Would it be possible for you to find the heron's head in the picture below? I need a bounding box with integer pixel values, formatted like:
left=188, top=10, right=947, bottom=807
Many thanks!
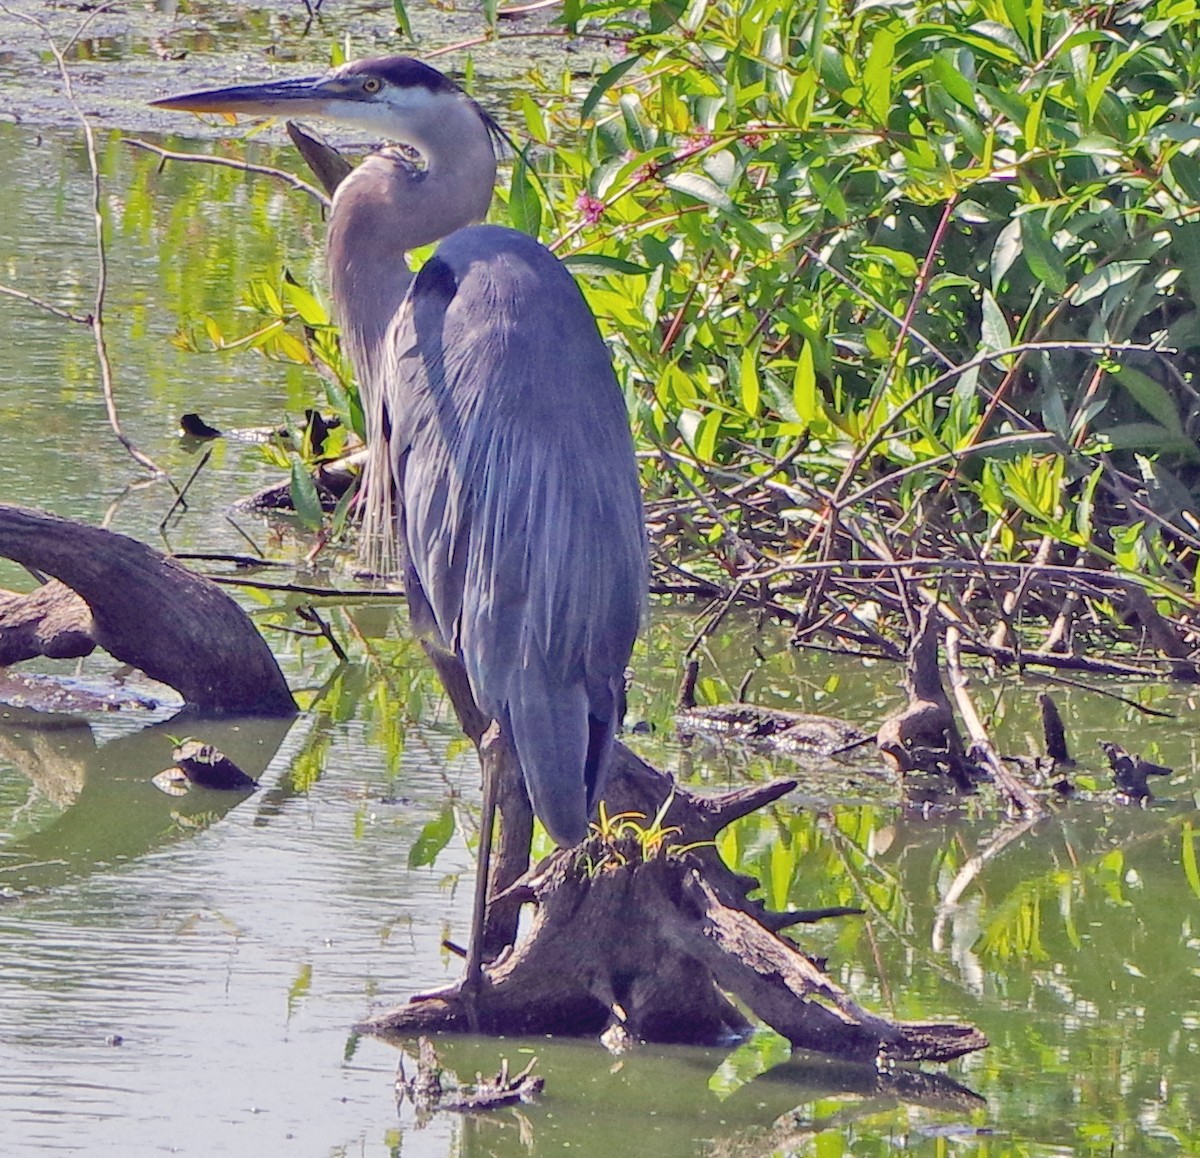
left=153, top=56, right=497, bottom=149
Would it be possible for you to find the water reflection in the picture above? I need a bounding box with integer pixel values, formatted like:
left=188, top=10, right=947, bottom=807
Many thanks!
left=0, top=709, right=294, bottom=895
left=387, top=1035, right=985, bottom=1158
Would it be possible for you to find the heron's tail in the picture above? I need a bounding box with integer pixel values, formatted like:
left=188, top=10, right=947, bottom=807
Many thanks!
left=506, top=655, right=593, bottom=848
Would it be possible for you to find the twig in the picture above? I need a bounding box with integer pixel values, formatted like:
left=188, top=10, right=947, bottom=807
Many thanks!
left=158, top=449, right=212, bottom=531
left=1032, top=671, right=1175, bottom=719
left=295, top=604, right=348, bottom=662
left=124, top=139, right=331, bottom=208
left=943, top=626, right=1044, bottom=817
left=203, top=574, right=404, bottom=598
left=0, top=284, right=91, bottom=325
left=6, top=3, right=165, bottom=478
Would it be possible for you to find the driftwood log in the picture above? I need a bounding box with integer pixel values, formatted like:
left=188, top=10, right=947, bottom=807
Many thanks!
left=0, top=578, right=95, bottom=666
left=0, top=504, right=296, bottom=717
left=677, top=702, right=867, bottom=757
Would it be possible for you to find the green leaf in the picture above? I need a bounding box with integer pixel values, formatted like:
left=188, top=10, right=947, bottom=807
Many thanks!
left=980, top=290, right=1012, bottom=353
left=330, top=479, right=358, bottom=538
left=1001, top=0, right=1030, bottom=53
left=930, top=52, right=976, bottom=111
left=861, top=28, right=896, bottom=123
left=1110, top=364, right=1183, bottom=436
left=662, top=172, right=734, bottom=213
left=694, top=409, right=723, bottom=462
left=1075, top=465, right=1102, bottom=542
left=896, top=25, right=1023, bottom=65
left=1100, top=422, right=1197, bottom=456
left=1170, top=153, right=1200, bottom=204
left=408, top=805, right=456, bottom=868
left=1019, top=212, right=1067, bottom=295
left=518, top=93, right=548, bottom=142
left=282, top=282, right=328, bottom=326
left=739, top=345, right=760, bottom=418
left=562, top=253, right=651, bottom=277
left=1070, top=261, right=1146, bottom=306
left=289, top=456, right=324, bottom=532
left=792, top=341, right=819, bottom=424
left=392, top=0, right=413, bottom=40
left=581, top=55, right=643, bottom=122
left=619, top=93, right=654, bottom=152
left=507, top=155, right=542, bottom=239
left=990, top=217, right=1022, bottom=288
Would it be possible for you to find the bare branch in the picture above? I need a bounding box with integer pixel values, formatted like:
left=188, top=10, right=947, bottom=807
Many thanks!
left=124, top=139, right=331, bottom=208
left=0, top=283, right=91, bottom=325
left=5, top=2, right=165, bottom=477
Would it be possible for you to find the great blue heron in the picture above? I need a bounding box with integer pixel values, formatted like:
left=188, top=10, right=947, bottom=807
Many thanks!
left=154, top=58, right=648, bottom=980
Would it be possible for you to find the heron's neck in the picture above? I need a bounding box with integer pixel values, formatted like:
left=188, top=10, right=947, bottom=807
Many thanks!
left=326, top=92, right=496, bottom=385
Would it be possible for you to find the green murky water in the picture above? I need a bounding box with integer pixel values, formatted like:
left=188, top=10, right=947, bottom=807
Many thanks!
left=2, top=4, right=1200, bottom=1155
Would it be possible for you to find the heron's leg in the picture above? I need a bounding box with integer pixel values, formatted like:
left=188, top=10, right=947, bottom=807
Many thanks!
left=421, top=640, right=533, bottom=959
left=461, top=721, right=502, bottom=1029
left=420, top=641, right=488, bottom=742
left=482, top=748, right=533, bottom=958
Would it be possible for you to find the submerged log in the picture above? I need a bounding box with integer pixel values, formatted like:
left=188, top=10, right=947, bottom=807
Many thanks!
left=677, top=702, right=867, bottom=757
left=0, top=505, right=296, bottom=717
left=359, top=746, right=987, bottom=1065
left=1100, top=740, right=1173, bottom=801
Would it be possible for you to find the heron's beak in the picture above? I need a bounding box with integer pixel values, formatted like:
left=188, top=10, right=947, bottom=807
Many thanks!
left=151, top=75, right=340, bottom=118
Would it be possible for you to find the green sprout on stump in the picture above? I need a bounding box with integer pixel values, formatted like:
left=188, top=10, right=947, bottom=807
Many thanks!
left=579, top=793, right=713, bottom=877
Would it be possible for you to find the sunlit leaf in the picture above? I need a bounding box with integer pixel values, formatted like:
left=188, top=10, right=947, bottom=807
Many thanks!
left=1070, top=261, right=1146, bottom=306
left=508, top=155, right=542, bottom=239
left=738, top=345, right=760, bottom=418
left=662, top=172, right=734, bottom=213
left=792, top=342, right=818, bottom=424
left=409, top=805, right=456, bottom=868
left=392, top=0, right=413, bottom=38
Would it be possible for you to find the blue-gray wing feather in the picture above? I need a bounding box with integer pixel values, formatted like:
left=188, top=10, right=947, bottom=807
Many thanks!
left=383, top=225, right=646, bottom=845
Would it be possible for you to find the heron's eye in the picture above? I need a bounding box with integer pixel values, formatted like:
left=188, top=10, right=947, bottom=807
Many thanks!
left=363, top=77, right=382, bottom=94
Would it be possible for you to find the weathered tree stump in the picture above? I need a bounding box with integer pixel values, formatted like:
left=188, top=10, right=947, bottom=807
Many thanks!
left=876, top=606, right=967, bottom=781
left=359, top=744, right=987, bottom=1065
left=0, top=504, right=296, bottom=717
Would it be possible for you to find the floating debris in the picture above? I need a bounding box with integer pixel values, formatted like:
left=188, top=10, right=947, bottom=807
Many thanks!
left=171, top=739, right=257, bottom=791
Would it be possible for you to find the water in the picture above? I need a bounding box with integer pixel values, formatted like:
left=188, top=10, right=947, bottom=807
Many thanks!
left=3, top=6, right=1200, bottom=1156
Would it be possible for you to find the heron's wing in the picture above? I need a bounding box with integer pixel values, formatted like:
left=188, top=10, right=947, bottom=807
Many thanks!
left=384, top=227, right=647, bottom=843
